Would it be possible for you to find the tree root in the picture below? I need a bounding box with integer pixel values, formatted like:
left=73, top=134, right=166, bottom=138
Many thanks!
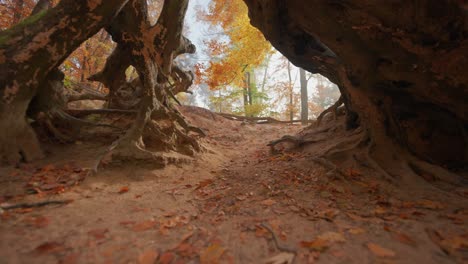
left=50, top=108, right=122, bottom=130
left=268, top=135, right=322, bottom=154
left=408, top=159, right=462, bottom=185
left=311, top=157, right=348, bottom=180
left=316, top=96, right=343, bottom=126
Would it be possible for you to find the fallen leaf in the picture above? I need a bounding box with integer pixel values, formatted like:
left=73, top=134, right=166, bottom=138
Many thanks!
left=300, top=239, right=329, bottom=252
left=195, top=179, right=213, bottom=190
left=348, top=228, right=366, bottom=235
left=132, top=220, right=157, bottom=232
left=366, top=243, right=395, bottom=258
left=441, top=235, right=468, bottom=251
left=88, top=228, right=108, bottom=240
left=416, top=199, right=444, bottom=210
left=59, top=253, right=80, bottom=264
left=393, top=232, right=417, bottom=246
left=35, top=241, right=65, bottom=255
left=118, top=186, right=129, bottom=194
left=263, top=252, right=295, bottom=264
left=27, top=215, right=50, bottom=228
left=176, top=243, right=196, bottom=257
left=260, top=199, right=276, bottom=206
left=138, top=249, right=159, bottom=264
left=200, top=243, right=226, bottom=264
left=159, top=251, right=174, bottom=264
left=41, top=164, right=56, bottom=172
left=317, top=232, right=346, bottom=243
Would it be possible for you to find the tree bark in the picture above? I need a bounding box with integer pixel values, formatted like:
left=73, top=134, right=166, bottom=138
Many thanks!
left=299, top=68, right=308, bottom=125
left=0, top=0, right=129, bottom=165
left=287, top=61, right=293, bottom=122
left=244, top=0, right=468, bottom=170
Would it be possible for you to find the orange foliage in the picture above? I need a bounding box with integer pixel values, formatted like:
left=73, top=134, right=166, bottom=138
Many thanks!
left=197, top=0, right=271, bottom=90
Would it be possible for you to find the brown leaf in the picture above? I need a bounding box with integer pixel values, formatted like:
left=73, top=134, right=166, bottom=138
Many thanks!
left=132, top=220, right=157, bottom=232
left=300, top=238, right=329, bottom=252
left=317, top=232, right=346, bottom=243
left=26, top=215, right=50, bottom=228
left=393, top=232, right=417, bottom=246
left=88, top=228, right=108, bottom=240
left=59, top=253, right=80, bottom=264
left=260, top=199, right=276, bottom=206
left=138, top=249, right=159, bottom=264
left=200, top=243, right=226, bottom=264
left=159, top=251, right=174, bottom=264
left=348, top=228, right=366, bottom=235
left=366, top=243, right=395, bottom=258
left=442, top=235, right=468, bottom=250
left=195, top=179, right=213, bottom=190
left=118, top=186, right=129, bottom=194
left=416, top=199, right=444, bottom=210
left=264, top=252, right=295, bottom=264
left=35, top=241, right=65, bottom=255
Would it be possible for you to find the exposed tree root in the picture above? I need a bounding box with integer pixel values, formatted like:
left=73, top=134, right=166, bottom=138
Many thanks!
left=268, top=135, right=321, bottom=154
left=316, top=96, right=344, bottom=127
left=268, top=117, right=466, bottom=188
left=408, top=159, right=463, bottom=186
left=67, top=92, right=108, bottom=103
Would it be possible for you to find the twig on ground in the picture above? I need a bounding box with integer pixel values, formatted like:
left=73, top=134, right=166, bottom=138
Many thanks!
left=1, top=200, right=72, bottom=210
left=260, top=223, right=297, bottom=254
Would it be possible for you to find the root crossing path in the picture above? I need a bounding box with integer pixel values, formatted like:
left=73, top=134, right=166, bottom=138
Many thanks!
left=0, top=109, right=467, bottom=263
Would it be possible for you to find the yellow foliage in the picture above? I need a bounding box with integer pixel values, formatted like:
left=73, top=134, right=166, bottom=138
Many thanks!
left=199, top=0, right=271, bottom=90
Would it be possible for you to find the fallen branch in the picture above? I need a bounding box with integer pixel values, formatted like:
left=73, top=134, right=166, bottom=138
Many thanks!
left=218, top=112, right=310, bottom=124
left=0, top=200, right=72, bottom=210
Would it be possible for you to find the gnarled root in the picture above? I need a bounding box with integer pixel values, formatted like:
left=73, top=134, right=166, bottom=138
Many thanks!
left=316, top=96, right=344, bottom=127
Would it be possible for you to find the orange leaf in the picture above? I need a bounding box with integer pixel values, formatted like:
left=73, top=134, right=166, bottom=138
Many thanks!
left=366, top=243, right=395, bottom=258
left=87, top=228, right=108, bottom=240
left=118, top=186, right=129, bottom=194
left=34, top=241, right=64, bottom=255
left=132, top=220, right=157, bottom=232
left=159, top=252, right=174, bottom=264
left=200, top=243, right=226, bottom=264
left=138, top=249, right=159, bottom=264
left=300, top=239, right=329, bottom=252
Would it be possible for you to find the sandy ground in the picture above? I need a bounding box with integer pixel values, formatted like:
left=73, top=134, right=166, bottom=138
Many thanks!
left=0, top=107, right=467, bottom=264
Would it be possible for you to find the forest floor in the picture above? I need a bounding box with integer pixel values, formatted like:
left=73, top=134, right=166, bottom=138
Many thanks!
left=0, top=106, right=467, bottom=264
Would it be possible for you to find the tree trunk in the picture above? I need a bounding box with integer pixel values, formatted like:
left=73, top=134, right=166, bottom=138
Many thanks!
left=299, top=68, right=308, bottom=125
left=12, top=0, right=24, bottom=25
left=243, top=72, right=249, bottom=115
left=0, top=0, right=129, bottom=165
left=244, top=0, right=468, bottom=172
left=287, top=61, right=293, bottom=122
left=246, top=71, right=252, bottom=105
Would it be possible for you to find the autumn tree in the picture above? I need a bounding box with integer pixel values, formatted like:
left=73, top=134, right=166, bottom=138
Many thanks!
left=196, top=0, right=271, bottom=116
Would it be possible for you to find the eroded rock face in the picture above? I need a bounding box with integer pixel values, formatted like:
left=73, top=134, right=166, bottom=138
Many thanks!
left=244, top=0, right=468, bottom=167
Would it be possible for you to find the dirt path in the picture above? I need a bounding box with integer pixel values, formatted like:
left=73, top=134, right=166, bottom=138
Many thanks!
left=0, top=109, right=467, bottom=263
